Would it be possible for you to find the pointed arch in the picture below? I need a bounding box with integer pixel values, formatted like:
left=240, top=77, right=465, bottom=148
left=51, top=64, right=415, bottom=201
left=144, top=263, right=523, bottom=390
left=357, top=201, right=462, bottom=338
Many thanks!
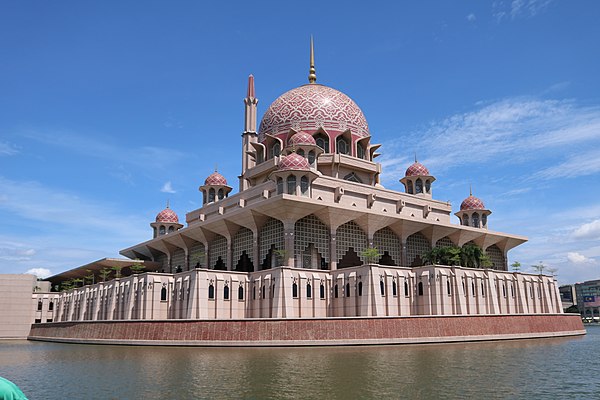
left=233, top=227, right=254, bottom=272
left=373, top=227, right=401, bottom=266
left=294, top=215, right=330, bottom=268
left=406, top=232, right=431, bottom=267
left=336, top=221, right=367, bottom=267
left=259, top=218, right=284, bottom=268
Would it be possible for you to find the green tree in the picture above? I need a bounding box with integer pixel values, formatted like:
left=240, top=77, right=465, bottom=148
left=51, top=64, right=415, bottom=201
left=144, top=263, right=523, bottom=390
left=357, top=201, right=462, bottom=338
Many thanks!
left=60, top=279, right=75, bottom=291
left=72, top=278, right=84, bottom=288
left=111, top=265, right=123, bottom=279
left=99, top=268, right=112, bottom=282
left=361, top=247, right=381, bottom=264
left=532, top=261, right=546, bottom=274
left=510, top=261, right=521, bottom=271
left=130, top=263, right=145, bottom=274
left=273, top=249, right=287, bottom=267
left=84, top=269, right=95, bottom=285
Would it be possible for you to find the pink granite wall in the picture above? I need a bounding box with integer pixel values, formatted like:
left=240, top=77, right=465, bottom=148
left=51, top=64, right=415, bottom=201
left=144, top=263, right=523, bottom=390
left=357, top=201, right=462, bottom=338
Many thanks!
left=28, top=314, right=585, bottom=346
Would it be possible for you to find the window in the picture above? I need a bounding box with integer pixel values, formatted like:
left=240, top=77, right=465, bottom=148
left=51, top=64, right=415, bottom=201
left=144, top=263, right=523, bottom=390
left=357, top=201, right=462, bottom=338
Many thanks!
left=334, top=284, right=339, bottom=298
left=392, top=280, right=397, bottom=296
left=472, top=213, right=480, bottom=228
left=425, top=180, right=431, bottom=193
left=307, top=282, right=312, bottom=298
left=447, top=280, right=451, bottom=295
left=238, top=286, right=244, bottom=300
left=407, top=181, right=413, bottom=194
left=297, top=149, right=305, bottom=157
left=380, top=280, right=385, bottom=296
left=482, top=214, right=487, bottom=227
left=344, top=172, right=362, bottom=183
left=35, top=319, right=41, bottom=324
left=224, top=285, right=230, bottom=300
left=300, top=176, right=309, bottom=196
left=208, top=188, right=215, bottom=203
left=161, top=287, right=167, bottom=301
left=502, top=284, right=506, bottom=297
left=418, top=281, right=424, bottom=296
left=308, top=151, right=316, bottom=165
left=315, top=135, right=329, bottom=152
left=472, top=281, right=476, bottom=297
left=404, top=281, right=409, bottom=296
left=168, top=226, right=174, bottom=233
left=159, top=226, right=166, bottom=235
left=337, top=137, right=349, bottom=154
left=277, top=178, right=283, bottom=195
left=292, top=282, right=298, bottom=298
left=253, top=286, right=256, bottom=300
left=320, top=283, right=325, bottom=299
left=208, top=284, right=215, bottom=299
left=218, top=188, right=224, bottom=200
left=358, top=281, right=363, bottom=296
left=346, top=283, right=350, bottom=297
left=415, top=178, right=423, bottom=194
left=357, top=143, right=365, bottom=159
left=287, top=175, right=296, bottom=195
left=271, top=142, right=281, bottom=158
left=462, top=214, right=469, bottom=226
left=511, top=284, right=514, bottom=298
left=49, top=301, right=54, bottom=311
left=46, top=319, right=53, bottom=323
left=262, top=285, right=265, bottom=299
left=481, top=282, right=485, bottom=297
left=37, top=301, right=43, bottom=311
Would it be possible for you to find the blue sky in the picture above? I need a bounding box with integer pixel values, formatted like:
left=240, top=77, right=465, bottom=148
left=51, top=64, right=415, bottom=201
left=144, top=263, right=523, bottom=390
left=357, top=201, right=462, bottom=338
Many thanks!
left=1, top=1, right=599, bottom=284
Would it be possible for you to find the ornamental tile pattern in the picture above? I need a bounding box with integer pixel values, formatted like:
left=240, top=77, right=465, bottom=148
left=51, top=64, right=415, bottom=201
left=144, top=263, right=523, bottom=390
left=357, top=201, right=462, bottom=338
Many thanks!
left=405, top=161, right=430, bottom=177
left=155, top=208, right=179, bottom=223
left=259, top=84, right=369, bottom=140
left=460, top=195, right=486, bottom=210
left=288, top=132, right=316, bottom=146
left=204, top=172, right=228, bottom=186
left=279, top=153, right=311, bottom=171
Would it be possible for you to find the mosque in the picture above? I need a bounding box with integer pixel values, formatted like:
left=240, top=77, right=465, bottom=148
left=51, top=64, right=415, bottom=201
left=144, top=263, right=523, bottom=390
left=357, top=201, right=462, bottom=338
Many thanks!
left=19, top=41, right=585, bottom=345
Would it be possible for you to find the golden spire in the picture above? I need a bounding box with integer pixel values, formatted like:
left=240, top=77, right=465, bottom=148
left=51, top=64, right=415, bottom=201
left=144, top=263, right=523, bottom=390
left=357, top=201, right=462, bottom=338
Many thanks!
left=308, top=36, right=316, bottom=84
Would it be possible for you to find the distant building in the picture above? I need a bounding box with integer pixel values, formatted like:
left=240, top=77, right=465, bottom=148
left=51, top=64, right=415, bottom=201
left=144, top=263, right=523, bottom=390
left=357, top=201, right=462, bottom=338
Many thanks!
left=575, top=280, right=600, bottom=321
left=559, top=284, right=577, bottom=311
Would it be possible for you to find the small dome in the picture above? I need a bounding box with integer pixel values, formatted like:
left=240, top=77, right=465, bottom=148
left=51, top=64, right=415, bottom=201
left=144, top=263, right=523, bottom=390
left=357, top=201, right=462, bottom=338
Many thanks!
left=460, top=195, right=486, bottom=211
left=288, top=132, right=316, bottom=146
left=156, top=207, right=179, bottom=223
left=279, top=153, right=311, bottom=171
left=204, top=171, right=228, bottom=186
left=405, top=161, right=430, bottom=177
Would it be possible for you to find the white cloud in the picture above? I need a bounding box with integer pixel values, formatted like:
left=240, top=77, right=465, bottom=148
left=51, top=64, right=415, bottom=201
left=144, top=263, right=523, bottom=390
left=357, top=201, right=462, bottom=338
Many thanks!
left=0, top=141, right=18, bottom=156
left=573, top=219, right=600, bottom=240
left=25, top=268, right=51, bottom=279
left=493, top=0, right=554, bottom=21
left=567, top=252, right=596, bottom=265
left=466, top=13, right=476, bottom=22
left=534, top=149, right=600, bottom=180
left=160, top=181, right=176, bottom=194
left=379, top=98, right=600, bottom=184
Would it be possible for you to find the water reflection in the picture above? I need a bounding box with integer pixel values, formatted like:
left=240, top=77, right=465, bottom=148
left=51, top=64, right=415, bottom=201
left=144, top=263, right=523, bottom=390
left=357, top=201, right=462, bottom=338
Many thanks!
left=0, top=327, right=595, bottom=400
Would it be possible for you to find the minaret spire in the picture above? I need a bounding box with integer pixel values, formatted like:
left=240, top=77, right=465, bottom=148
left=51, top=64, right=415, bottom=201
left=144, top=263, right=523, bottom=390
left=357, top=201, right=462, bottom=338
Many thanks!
left=308, top=36, right=317, bottom=84
left=247, top=74, right=255, bottom=98
left=241, top=74, right=259, bottom=191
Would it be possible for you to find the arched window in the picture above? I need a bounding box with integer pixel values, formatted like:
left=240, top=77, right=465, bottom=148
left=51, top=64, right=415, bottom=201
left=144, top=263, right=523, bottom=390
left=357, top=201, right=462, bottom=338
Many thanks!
left=481, top=282, right=485, bottom=297
left=37, top=300, right=43, bottom=311
left=297, top=149, right=305, bottom=157
left=208, top=188, right=215, bottom=203
left=315, top=135, right=329, bottom=153
left=306, top=282, right=312, bottom=298
left=415, top=178, right=423, bottom=194
left=308, top=151, right=316, bottom=165
left=334, top=284, right=339, bottom=298
left=358, top=281, right=363, bottom=296
left=407, top=181, right=413, bottom=194
left=418, top=281, right=424, bottom=296
left=447, top=280, right=451, bottom=295
left=472, top=213, right=480, bottom=228
left=49, top=301, right=54, bottom=311
left=253, top=286, right=256, bottom=300
left=462, top=214, right=469, bottom=226
left=357, top=143, right=365, bottom=159
left=292, top=282, right=298, bottom=298
left=208, top=284, right=215, bottom=299
left=277, top=177, right=283, bottom=195
left=161, top=287, right=167, bottom=301
left=320, top=283, right=325, bottom=299
left=159, top=226, right=166, bottom=235
left=425, top=180, right=431, bottom=193
left=223, top=285, right=230, bottom=300
left=472, top=281, right=476, bottom=297
left=271, top=142, right=281, bottom=158
left=404, top=281, right=409, bottom=296
left=287, top=175, right=296, bottom=195
left=346, top=283, right=350, bottom=297
left=482, top=214, right=487, bottom=227
left=392, top=280, right=397, bottom=296
left=300, top=176, right=309, bottom=196
left=262, top=285, right=265, bottom=299
left=168, top=226, right=174, bottom=233
left=238, top=286, right=244, bottom=300
left=380, top=280, right=385, bottom=296
left=502, top=284, right=506, bottom=297
left=218, top=189, right=224, bottom=200
left=337, top=137, right=349, bottom=155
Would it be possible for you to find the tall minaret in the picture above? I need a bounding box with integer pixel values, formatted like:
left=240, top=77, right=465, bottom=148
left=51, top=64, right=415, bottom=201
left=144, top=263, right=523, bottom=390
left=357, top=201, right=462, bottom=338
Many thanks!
left=240, top=74, right=258, bottom=191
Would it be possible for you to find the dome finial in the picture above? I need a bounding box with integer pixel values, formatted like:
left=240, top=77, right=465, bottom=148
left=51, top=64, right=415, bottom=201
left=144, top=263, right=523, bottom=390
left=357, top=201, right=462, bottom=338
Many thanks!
left=414, top=152, right=417, bottom=163
left=308, top=36, right=317, bottom=84
left=470, top=184, right=473, bottom=196
left=166, top=199, right=170, bottom=209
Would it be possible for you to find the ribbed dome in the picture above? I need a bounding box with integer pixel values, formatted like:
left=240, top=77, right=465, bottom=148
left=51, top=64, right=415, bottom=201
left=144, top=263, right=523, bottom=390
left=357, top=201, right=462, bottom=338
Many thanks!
left=405, top=161, right=430, bottom=177
left=204, top=171, right=228, bottom=186
left=156, top=207, right=179, bottom=223
left=460, top=195, right=486, bottom=211
left=279, top=153, right=311, bottom=171
left=288, top=132, right=316, bottom=146
left=259, top=84, right=369, bottom=141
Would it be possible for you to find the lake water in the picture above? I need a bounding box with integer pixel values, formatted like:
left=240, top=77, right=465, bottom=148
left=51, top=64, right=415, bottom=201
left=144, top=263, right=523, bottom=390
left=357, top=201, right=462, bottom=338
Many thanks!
left=0, top=326, right=598, bottom=399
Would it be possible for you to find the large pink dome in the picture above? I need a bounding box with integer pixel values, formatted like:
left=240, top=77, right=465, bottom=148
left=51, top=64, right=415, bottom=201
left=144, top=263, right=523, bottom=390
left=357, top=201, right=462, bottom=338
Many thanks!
left=460, top=195, right=486, bottom=211
left=204, top=171, right=228, bottom=186
left=405, top=161, right=430, bottom=177
left=156, top=207, right=179, bottom=223
left=279, top=153, right=311, bottom=171
left=259, top=84, right=369, bottom=141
